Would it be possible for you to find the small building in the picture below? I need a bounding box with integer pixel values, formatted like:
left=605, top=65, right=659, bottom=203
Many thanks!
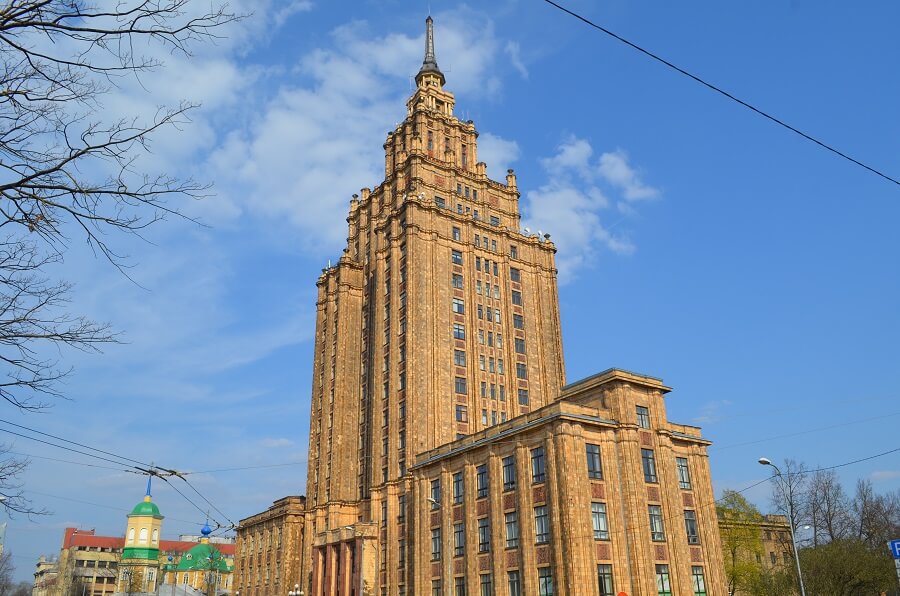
left=234, top=496, right=306, bottom=596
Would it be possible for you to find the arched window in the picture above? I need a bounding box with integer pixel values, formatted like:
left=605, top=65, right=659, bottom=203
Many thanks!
left=139, top=528, right=148, bottom=543
left=127, top=528, right=135, bottom=542
left=152, top=529, right=158, bottom=544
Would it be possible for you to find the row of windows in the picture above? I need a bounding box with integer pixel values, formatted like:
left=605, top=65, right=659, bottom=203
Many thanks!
left=429, top=569, right=535, bottom=596
left=641, top=449, right=694, bottom=490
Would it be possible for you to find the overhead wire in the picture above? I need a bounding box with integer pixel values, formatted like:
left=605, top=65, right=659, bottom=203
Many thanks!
left=540, top=0, right=900, bottom=188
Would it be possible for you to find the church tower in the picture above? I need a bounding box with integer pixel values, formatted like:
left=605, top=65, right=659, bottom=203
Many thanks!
left=118, top=478, right=163, bottom=593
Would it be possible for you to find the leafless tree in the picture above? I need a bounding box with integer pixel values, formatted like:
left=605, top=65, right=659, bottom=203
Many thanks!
left=0, top=0, right=239, bottom=514
left=768, top=458, right=808, bottom=534
left=805, top=468, right=850, bottom=546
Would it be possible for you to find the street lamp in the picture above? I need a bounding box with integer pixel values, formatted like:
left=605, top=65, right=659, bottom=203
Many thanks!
left=288, top=582, right=303, bottom=596
left=759, top=457, right=807, bottom=596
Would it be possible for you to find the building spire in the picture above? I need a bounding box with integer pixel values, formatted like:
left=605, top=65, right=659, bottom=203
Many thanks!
left=415, top=16, right=445, bottom=87
left=144, top=475, right=152, bottom=501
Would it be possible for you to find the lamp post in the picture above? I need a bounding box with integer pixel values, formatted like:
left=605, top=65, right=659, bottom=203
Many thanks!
left=759, top=457, right=807, bottom=596
left=288, top=582, right=303, bottom=596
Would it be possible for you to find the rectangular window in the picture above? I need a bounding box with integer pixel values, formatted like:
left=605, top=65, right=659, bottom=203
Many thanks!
left=453, top=298, right=465, bottom=314
left=476, top=280, right=482, bottom=294
left=431, top=527, right=442, bottom=560
left=597, top=564, right=614, bottom=596
left=452, top=226, right=461, bottom=241
left=453, top=472, right=464, bottom=504
left=490, top=215, right=500, bottom=226
left=428, top=131, right=434, bottom=151
left=534, top=505, right=550, bottom=544
left=455, top=377, right=467, bottom=394
left=476, top=464, right=489, bottom=498
left=691, top=566, right=707, bottom=596
left=453, top=324, right=466, bottom=340
left=398, top=494, right=406, bottom=522
left=477, top=305, right=484, bottom=320
left=511, top=290, right=522, bottom=305
left=685, top=510, right=700, bottom=544
left=475, top=256, right=481, bottom=271
left=676, top=457, right=692, bottom=490
left=487, top=331, right=494, bottom=347
left=432, top=580, right=442, bottom=596
left=435, top=196, right=445, bottom=208
left=508, top=571, right=521, bottom=596
left=461, top=145, right=468, bottom=167
left=493, top=285, right=500, bottom=299
left=479, top=574, right=492, bottom=596
left=431, top=479, right=442, bottom=509
left=497, top=359, right=504, bottom=375
left=510, top=267, right=521, bottom=282
left=454, top=522, right=465, bottom=556
left=456, top=405, right=468, bottom=422
left=499, top=385, right=506, bottom=401
left=478, top=518, right=490, bottom=552
left=454, top=349, right=466, bottom=367
left=515, top=338, right=526, bottom=354
left=649, top=505, right=666, bottom=541
left=455, top=576, right=466, bottom=596
left=642, top=449, right=658, bottom=483
left=513, top=314, right=524, bottom=329
left=538, top=567, right=553, bottom=596
left=518, top=389, right=529, bottom=405
left=502, top=455, right=517, bottom=490
left=481, top=381, right=487, bottom=397
left=586, top=444, right=603, bottom=479
left=474, top=209, right=479, bottom=220
left=452, top=250, right=462, bottom=265
left=505, top=511, right=519, bottom=548
left=486, top=307, right=492, bottom=322
left=516, top=363, right=528, bottom=379
left=637, top=405, right=651, bottom=429
left=475, top=234, right=481, bottom=247
left=531, top=446, right=546, bottom=483
left=656, top=564, right=672, bottom=596
left=494, top=308, right=501, bottom=323
left=510, top=245, right=518, bottom=259
left=482, top=409, right=488, bottom=425
left=592, top=502, right=609, bottom=540
left=493, top=261, right=498, bottom=276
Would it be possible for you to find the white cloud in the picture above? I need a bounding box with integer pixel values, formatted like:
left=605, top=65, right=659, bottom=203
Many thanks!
left=523, top=136, right=659, bottom=282
left=260, top=438, right=296, bottom=448
left=871, top=470, right=900, bottom=482
left=478, top=133, right=520, bottom=179
left=505, top=41, right=529, bottom=79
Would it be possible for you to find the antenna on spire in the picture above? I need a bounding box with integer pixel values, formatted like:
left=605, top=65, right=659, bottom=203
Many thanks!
left=145, top=475, right=152, bottom=498
left=415, top=16, right=445, bottom=87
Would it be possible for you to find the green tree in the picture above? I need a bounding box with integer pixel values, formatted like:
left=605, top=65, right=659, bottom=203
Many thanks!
left=800, top=538, right=895, bottom=596
left=717, top=489, right=765, bottom=596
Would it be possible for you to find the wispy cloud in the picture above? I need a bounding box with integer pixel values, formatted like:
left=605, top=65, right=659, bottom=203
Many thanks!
left=478, top=132, right=520, bottom=179
left=523, top=136, right=659, bottom=281
left=504, top=41, right=529, bottom=79
left=871, top=470, right=900, bottom=482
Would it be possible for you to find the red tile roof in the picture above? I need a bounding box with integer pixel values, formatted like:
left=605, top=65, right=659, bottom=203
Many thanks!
left=62, top=528, right=234, bottom=556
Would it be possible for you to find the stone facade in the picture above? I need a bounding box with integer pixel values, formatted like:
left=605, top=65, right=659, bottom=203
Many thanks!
left=717, top=512, right=792, bottom=594
left=234, top=496, right=307, bottom=596
left=300, top=16, right=728, bottom=596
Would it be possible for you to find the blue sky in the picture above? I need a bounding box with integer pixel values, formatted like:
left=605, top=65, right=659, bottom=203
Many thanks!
left=6, top=0, right=900, bottom=582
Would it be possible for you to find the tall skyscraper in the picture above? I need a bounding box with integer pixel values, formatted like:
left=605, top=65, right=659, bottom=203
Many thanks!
left=299, top=17, right=727, bottom=596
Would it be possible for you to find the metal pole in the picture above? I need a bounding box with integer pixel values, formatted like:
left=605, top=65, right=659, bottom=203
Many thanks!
left=770, top=463, right=807, bottom=596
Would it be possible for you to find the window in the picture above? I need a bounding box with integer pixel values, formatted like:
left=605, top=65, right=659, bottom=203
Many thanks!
left=676, top=457, right=692, bottom=490
left=453, top=324, right=466, bottom=340
left=586, top=444, right=603, bottom=479
left=431, top=479, right=442, bottom=508
left=452, top=226, right=461, bottom=241
left=500, top=385, right=506, bottom=401
left=493, top=262, right=499, bottom=276
left=455, top=377, right=467, bottom=394
left=454, top=522, right=465, bottom=556
left=482, top=409, right=488, bottom=425
left=642, top=449, right=658, bottom=483
left=516, top=363, right=528, bottom=379
left=770, top=552, right=776, bottom=565
left=476, top=464, right=489, bottom=498
left=493, top=285, right=500, bottom=299
left=477, top=305, right=484, bottom=320
left=510, top=245, right=518, bottom=259
left=431, top=528, right=442, bottom=560
left=139, top=528, right=148, bottom=543
left=494, top=309, right=501, bottom=323
left=534, top=505, right=550, bottom=544
left=502, top=455, right=517, bottom=490
left=474, top=209, right=479, bottom=220
left=478, top=518, right=490, bottom=552
left=685, top=510, right=700, bottom=544
left=456, top=405, right=468, bottom=422
left=518, top=388, right=529, bottom=405
left=476, top=280, right=482, bottom=294
left=531, top=447, right=546, bottom=482
left=486, top=307, right=492, bottom=322
left=592, top=502, right=609, bottom=540
left=451, top=249, right=463, bottom=265
left=656, top=564, right=672, bottom=596
left=597, top=564, right=614, bottom=596
left=452, top=298, right=465, bottom=314
left=637, top=405, right=651, bottom=429
left=475, top=234, right=481, bottom=247
left=510, top=268, right=521, bottom=282
left=487, top=332, right=494, bottom=347
left=508, top=571, right=521, bottom=596
left=505, top=511, right=519, bottom=548
left=454, top=350, right=466, bottom=367
left=398, top=494, right=407, bottom=522
left=480, top=381, right=487, bottom=397
left=399, top=539, right=406, bottom=567
left=479, top=573, right=492, bottom=596
left=511, top=290, right=522, bottom=305
left=538, top=567, right=553, bottom=596
left=649, top=505, right=666, bottom=541
left=432, top=580, right=443, bottom=596
left=475, top=257, right=481, bottom=271
left=428, top=131, right=434, bottom=151
left=513, top=314, right=524, bottom=329
left=514, top=339, right=526, bottom=356
left=496, top=333, right=503, bottom=348
left=497, top=359, right=504, bottom=375
left=489, top=215, right=500, bottom=227
left=691, top=566, right=707, bottom=596
left=455, top=576, right=466, bottom=596
left=435, top=196, right=445, bottom=208
left=453, top=472, right=464, bottom=504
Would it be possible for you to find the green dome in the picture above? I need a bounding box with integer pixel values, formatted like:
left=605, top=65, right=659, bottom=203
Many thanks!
left=130, top=499, right=161, bottom=517
left=175, top=542, right=230, bottom=572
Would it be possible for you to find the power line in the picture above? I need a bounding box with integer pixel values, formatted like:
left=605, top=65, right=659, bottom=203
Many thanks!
left=5, top=449, right=134, bottom=472
left=175, top=475, right=237, bottom=528
left=541, top=0, right=900, bottom=187
left=184, top=461, right=306, bottom=474
left=25, top=489, right=206, bottom=526
left=0, top=426, right=143, bottom=472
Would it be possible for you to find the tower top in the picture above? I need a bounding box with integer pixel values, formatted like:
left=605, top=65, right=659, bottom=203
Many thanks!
left=415, top=16, right=445, bottom=88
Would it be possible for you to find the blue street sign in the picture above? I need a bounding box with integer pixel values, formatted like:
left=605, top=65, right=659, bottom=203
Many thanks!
left=889, top=540, right=900, bottom=559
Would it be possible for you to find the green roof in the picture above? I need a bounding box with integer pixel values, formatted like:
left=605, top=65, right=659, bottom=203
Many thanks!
left=129, top=500, right=161, bottom=517
left=174, top=543, right=230, bottom=572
